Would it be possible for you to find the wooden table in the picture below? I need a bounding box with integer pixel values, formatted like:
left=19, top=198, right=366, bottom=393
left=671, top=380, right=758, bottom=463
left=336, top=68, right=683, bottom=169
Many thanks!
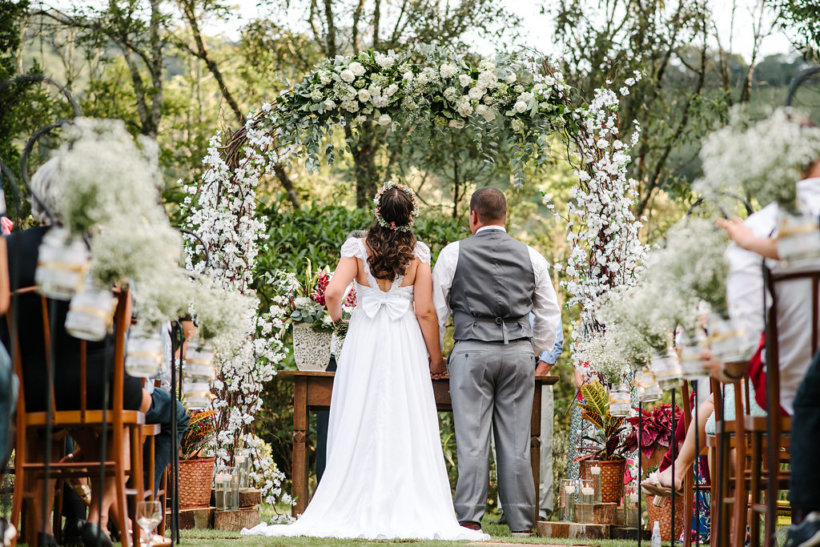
left=278, top=370, right=558, bottom=518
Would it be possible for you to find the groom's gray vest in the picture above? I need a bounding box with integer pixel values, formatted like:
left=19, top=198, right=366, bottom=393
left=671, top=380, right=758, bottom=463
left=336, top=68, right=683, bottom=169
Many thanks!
left=449, top=229, right=536, bottom=344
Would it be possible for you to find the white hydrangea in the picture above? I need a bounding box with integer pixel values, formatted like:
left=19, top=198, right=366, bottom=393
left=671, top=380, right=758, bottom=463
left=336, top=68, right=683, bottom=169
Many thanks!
left=440, top=63, right=458, bottom=78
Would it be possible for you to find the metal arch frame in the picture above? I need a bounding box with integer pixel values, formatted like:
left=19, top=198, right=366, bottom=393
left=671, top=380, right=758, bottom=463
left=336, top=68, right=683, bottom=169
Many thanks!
left=0, top=73, right=82, bottom=119
left=786, top=66, right=820, bottom=108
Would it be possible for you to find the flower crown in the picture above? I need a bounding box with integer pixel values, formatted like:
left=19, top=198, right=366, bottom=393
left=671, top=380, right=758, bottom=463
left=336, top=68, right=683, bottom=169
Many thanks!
left=372, top=181, right=419, bottom=232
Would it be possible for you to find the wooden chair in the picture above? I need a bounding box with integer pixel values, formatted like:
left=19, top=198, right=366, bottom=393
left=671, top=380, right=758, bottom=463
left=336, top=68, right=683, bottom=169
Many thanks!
left=680, top=381, right=712, bottom=546
left=8, top=287, right=156, bottom=547
left=748, top=267, right=820, bottom=546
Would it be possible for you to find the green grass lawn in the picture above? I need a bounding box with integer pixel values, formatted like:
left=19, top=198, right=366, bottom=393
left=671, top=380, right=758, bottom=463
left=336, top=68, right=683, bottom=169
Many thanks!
left=171, top=509, right=638, bottom=546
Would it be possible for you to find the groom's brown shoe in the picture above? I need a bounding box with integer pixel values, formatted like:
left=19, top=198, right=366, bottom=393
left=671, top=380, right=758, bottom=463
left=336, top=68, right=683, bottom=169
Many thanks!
left=459, top=521, right=481, bottom=531
left=511, top=529, right=533, bottom=537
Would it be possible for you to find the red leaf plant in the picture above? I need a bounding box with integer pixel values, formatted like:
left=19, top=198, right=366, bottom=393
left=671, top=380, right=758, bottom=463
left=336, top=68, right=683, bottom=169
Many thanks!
left=621, top=403, right=682, bottom=460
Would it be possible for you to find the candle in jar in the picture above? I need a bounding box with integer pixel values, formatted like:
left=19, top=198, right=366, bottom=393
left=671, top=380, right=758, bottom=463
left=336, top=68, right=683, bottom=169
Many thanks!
left=591, top=466, right=601, bottom=475
left=565, top=485, right=576, bottom=494
left=582, top=487, right=594, bottom=496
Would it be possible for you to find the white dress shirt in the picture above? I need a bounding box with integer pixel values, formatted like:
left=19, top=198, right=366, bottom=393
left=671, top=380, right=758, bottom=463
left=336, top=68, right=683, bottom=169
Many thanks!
left=726, top=177, right=820, bottom=414
left=432, top=225, right=560, bottom=355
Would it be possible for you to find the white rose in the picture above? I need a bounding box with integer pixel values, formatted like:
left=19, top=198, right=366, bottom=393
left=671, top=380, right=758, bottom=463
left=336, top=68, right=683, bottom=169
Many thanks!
left=403, top=71, right=414, bottom=82
left=456, top=97, right=473, bottom=117
left=318, top=70, right=332, bottom=85
left=378, top=114, right=392, bottom=126
left=340, top=69, right=355, bottom=83
left=324, top=99, right=337, bottom=110
left=375, top=52, right=395, bottom=69
left=310, top=90, right=323, bottom=101
left=483, top=95, right=494, bottom=105
left=479, top=59, right=495, bottom=71
left=440, top=63, right=458, bottom=78
left=354, top=114, right=367, bottom=124
left=444, top=87, right=458, bottom=102
left=518, top=92, right=533, bottom=103
left=478, top=70, right=498, bottom=89
left=513, top=101, right=528, bottom=113
left=358, top=89, right=371, bottom=103
left=476, top=104, right=496, bottom=122
left=459, top=74, right=472, bottom=87
left=368, top=84, right=382, bottom=97
left=505, top=72, right=517, bottom=83
left=384, top=84, right=399, bottom=97
left=468, top=86, right=484, bottom=100
left=448, top=119, right=465, bottom=129
left=349, top=61, right=366, bottom=76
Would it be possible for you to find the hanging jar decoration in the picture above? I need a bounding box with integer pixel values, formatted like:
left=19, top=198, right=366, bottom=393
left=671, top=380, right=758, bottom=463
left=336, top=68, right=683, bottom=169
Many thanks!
left=608, top=383, right=631, bottom=417
left=35, top=227, right=89, bottom=300
left=776, top=209, right=820, bottom=267
left=679, top=330, right=709, bottom=380
left=707, top=313, right=756, bottom=369
left=64, top=277, right=116, bottom=342
left=125, top=326, right=164, bottom=378
left=183, top=338, right=215, bottom=410
left=634, top=367, right=662, bottom=402
left=184, top=339, right=216, bottom=382
left=650, top=350, right=682, bottom=390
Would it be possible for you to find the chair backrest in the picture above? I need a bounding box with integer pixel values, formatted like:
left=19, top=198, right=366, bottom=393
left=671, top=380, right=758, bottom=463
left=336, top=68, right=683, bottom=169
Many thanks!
left=764, top=266, right=820, bottom=415
left=6, top=286, right=131, bottom=424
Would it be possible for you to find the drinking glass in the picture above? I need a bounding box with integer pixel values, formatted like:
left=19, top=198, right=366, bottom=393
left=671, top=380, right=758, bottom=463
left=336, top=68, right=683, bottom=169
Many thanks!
left=136, top=500, right=162, bottom=546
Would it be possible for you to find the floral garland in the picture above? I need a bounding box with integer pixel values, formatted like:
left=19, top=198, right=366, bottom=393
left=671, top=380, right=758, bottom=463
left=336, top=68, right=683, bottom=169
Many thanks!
left=558, top=72, right=649, bottom=385
left=372, top=180, right=419, bottom=232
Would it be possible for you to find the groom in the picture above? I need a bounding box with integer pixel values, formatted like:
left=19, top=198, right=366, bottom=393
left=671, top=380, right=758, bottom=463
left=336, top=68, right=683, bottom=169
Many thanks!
left=433, top=187, right=560, bottom=535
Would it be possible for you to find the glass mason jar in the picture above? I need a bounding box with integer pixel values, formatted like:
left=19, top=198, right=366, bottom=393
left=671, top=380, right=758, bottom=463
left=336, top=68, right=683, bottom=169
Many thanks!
left=64, top=279, right=116, bottom=342
left=182, top=381, right=211, bottom=410
left=35, top=228, right=89, bottom=300
left=608, top=383, right=631, bottom=417
left=708, top=313, right=756, bottom=368
left=578, top=479, right=595, bottom=523
left=624, top=492, right=639, bottom=527
left=776, top=209, right=820, bottom=267
left=560, top=478, right=576, bottom=522
left=679, top=331, right=709, bottom=380
left=126, top=327, right=164, bottom=378
left=650, top=350, right=682, bottom=390
left=184, top=340, right=216, bottom=382
left=634, top=368, right=662, bottom=403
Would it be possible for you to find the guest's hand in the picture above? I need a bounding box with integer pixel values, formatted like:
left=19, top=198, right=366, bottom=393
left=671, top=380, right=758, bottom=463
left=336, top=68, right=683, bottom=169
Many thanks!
left=535, top=360, right=552, bottom=376
left=717, top=217, right=755, bottom=249
left=700, top=349, right=722, bottom=378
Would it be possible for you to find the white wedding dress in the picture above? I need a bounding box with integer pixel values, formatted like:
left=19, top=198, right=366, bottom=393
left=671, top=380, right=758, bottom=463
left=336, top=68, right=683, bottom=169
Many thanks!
left=243, top=238, right=488, bottom=541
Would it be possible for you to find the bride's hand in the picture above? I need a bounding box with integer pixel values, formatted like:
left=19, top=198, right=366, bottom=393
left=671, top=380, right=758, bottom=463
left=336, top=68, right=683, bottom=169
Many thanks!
left=429, top=356, right=446, bottom=379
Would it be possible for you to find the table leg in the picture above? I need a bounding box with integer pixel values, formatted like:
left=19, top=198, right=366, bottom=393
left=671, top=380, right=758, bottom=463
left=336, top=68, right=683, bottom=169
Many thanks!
left=531, top=383, right=542, bottom=521
left=292, top=377, right=309, bottom=517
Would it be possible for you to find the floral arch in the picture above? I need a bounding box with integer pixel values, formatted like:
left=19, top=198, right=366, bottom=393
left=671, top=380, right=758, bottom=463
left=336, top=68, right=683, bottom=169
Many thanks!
left=182, top=44, right=646, bottom=506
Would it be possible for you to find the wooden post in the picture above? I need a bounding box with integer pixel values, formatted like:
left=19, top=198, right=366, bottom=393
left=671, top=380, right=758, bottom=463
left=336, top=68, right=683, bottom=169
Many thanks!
left=531, top=381, right=542, bottom=520
left=292, top=376, right=309, bottom=517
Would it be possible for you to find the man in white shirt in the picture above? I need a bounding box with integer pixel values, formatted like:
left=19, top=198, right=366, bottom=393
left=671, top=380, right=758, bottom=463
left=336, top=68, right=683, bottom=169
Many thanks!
left=432, top=187, right=560, bottom=535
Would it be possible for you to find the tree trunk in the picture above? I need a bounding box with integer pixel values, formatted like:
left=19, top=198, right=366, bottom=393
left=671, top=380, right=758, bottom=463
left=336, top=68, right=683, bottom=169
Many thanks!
left=273, top=164, right=301, bottom=209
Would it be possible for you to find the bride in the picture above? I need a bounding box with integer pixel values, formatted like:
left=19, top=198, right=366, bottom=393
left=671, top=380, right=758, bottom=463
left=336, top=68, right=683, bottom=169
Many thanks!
left=243, top=182, right=488, bottom=541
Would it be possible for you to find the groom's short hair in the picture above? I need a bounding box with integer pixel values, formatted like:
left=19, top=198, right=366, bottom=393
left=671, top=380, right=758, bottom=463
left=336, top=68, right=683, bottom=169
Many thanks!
left=470, top=187, right=506, bottom=223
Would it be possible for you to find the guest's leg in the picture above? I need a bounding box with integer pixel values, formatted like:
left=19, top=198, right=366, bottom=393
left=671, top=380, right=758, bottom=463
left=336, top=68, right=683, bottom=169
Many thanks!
left=790, top=351, right=820, bottom=515
left=492, top=342, right=536, bottom=532
left=449, top=342, right=494, bottom=526
left=657, top=394, right=714, bottom=491
left=145, top=388, right=190, bottom=493
left=539, top=385, right=554, bottom=519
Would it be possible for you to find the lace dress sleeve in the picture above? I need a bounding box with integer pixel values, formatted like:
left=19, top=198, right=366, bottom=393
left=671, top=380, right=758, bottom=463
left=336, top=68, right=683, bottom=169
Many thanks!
left=341, top=237, right=362, bottom=259
left=414, top=241, right=431, bottom=264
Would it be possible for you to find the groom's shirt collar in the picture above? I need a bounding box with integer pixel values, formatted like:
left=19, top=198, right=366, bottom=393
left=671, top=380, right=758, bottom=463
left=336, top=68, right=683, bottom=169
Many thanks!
left=476, top=225, right=506, bottom=234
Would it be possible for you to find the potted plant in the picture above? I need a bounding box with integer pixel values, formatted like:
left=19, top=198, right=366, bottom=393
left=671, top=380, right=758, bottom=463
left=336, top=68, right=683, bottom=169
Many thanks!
left=576, top=380, right=630, bottom=504
left=273, top=263, right=335, bottom=371
left=178, top=410, right=218, bottom=508
left=623, top=403, right=681, bottom=472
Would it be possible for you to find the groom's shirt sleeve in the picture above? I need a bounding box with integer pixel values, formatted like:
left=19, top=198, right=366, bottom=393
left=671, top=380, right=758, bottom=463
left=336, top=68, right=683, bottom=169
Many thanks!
left=432, top=241, right=460, bottom=347
left=528, top=247, right=560, bottom=356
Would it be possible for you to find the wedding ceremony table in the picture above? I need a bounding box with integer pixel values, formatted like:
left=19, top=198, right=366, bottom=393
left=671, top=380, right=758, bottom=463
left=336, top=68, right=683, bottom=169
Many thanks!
left=279, top=370, right=559, bottom=518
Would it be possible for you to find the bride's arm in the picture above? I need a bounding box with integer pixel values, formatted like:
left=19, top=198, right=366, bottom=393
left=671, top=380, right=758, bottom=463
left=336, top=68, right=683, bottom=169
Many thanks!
left=413, top=261, right=445, bottom=374
left=325, top=257, right=358, bottom=322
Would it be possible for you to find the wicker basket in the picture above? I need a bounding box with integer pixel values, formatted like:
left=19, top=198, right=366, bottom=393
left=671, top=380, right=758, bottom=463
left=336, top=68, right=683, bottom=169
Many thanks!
left=579, top=459, right=626, bottom=504
left=646, top=493, right=685, bottom=542
left=178, top=457, right=215, bottom=508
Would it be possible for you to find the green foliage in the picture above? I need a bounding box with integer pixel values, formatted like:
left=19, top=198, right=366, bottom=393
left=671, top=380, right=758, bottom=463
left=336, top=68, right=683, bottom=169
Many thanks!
left=775, top=0, right=820, bottom=60
left=576, top=380, right=628, bottom=461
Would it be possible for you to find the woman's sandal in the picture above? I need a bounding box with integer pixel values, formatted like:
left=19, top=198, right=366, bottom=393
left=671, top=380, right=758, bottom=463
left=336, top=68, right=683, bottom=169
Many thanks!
left=641, top=471, right=683, bottom=497
left=60, top=452, right=92, bottom=506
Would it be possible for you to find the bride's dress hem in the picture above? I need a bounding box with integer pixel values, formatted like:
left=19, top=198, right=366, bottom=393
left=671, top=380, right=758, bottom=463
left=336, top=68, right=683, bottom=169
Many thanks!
left=240, top=523, right=490, bottom=541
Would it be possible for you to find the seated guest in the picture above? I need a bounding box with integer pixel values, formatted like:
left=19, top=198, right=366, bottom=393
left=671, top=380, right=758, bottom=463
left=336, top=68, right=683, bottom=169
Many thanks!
left=2, top=158, right=188, bottom=547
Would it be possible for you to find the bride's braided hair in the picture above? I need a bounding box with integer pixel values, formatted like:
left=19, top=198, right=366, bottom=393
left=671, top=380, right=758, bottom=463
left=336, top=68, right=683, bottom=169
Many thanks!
left=366, top=186, right=417, bottom=280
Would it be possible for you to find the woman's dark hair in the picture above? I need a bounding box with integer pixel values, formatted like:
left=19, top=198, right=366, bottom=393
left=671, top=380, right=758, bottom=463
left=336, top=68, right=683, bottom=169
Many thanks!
left=366, top=187, right=417, bottom=280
